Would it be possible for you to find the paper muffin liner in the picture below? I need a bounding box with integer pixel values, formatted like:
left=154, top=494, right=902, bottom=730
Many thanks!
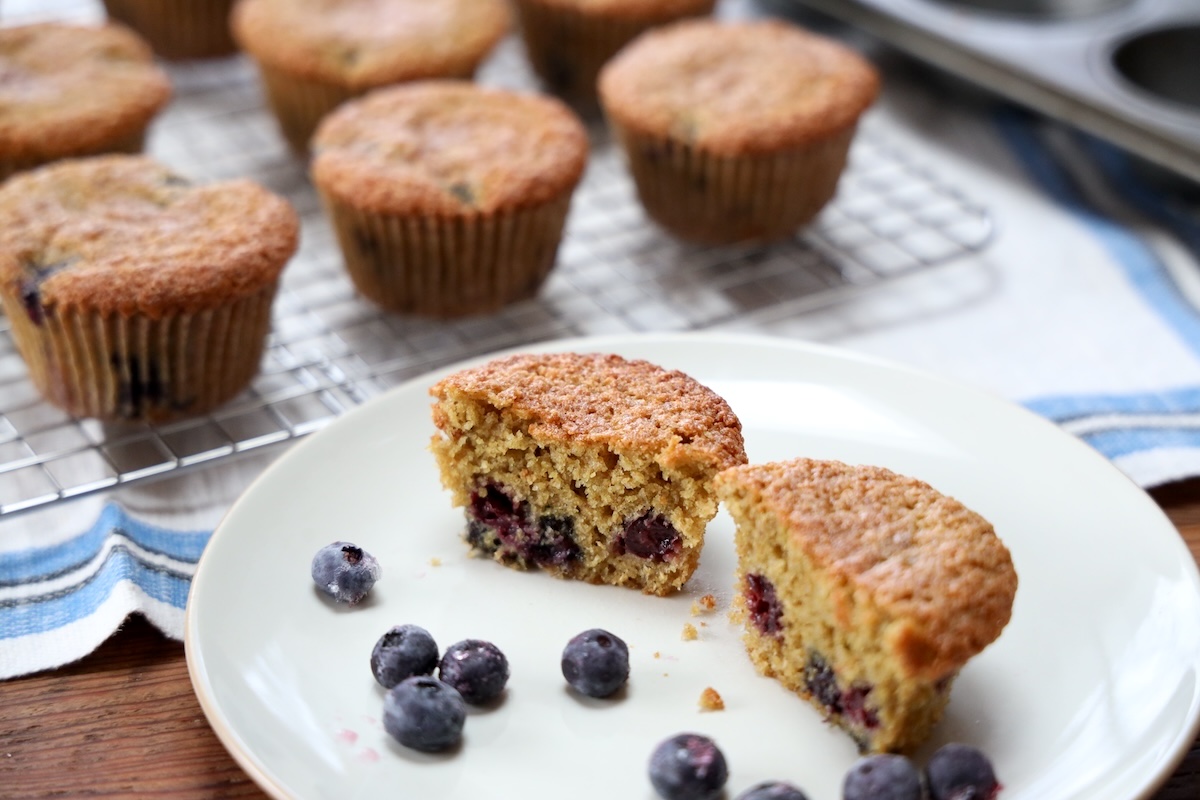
left=318, top=194, right=573, bottom=318
left=256, top=66, right=360, bottom=155
left=102, top=0, right=238, bottom=60
left=0, top=130, right=148, bottom=184
left=611, top=123, right=858, bottom=245
left=516, top=0, right=715, bottom=109
left=1, top=285, right=277, bottom=422
left=256, top=64, right=479, bottom=154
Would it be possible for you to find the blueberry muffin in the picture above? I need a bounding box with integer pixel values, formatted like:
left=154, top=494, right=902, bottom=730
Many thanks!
left=0, top=22, right=172, bottom=181
left=0, top=155, right=300, bottom=422
left=513, top=0, right=716, bottom=110
left=429, top=352, right=747, bottom=596
left=714, top=458, right=1017, bottom=753
left=310, top=81, right=588, bottom=317
left=598, top=18, right=879, bottom=244
left=231, top=0, right=511, bottom=153
left=102, top=0, right=240, bottom=60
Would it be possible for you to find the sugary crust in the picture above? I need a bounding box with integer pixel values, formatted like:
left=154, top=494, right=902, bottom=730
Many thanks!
left=311, top=81, right=589, bottom=215
left=231, top=0, right=510, bottom=91
left=0, top=22, right=172, bottom=161
left=715, top=457, right=1017, bottom=680
left=519, top=0, right=715, bottom=22
left=598, top=18, right=880, bottom=156
left=0, top=155, right=300, bottom=318
left=429, top=352, right=747, bottom=475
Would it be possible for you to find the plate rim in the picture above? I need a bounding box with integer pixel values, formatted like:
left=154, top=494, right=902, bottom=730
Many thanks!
left=184, top=330, right=1200, bottom=800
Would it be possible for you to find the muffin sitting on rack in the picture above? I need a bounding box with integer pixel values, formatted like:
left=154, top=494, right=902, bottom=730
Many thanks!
left=0, top=155, right=300, bottom=423
left=231, top=0, right=512, bottom=153
left=598, top=18, right=880, bottom=244
left=512, top=0, right=716, bottom=111
left=310, top=81, right=588, bottom=318
left=101, top=0, right=240, bottom=60
left=0, top=22, right=171, bottom=181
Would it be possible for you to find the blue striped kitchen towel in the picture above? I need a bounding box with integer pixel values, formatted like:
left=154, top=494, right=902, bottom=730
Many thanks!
left=0, top=503, right=206, bottom=679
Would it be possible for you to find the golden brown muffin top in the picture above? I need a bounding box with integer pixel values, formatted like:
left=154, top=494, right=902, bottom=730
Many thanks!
left=0, top=155, right=300, bottom=319
left=430, top=351, right=748, bottom=475
left=231, top=0, right=510, bottom=90
left=598, top=18, right=880, bottom=156
left=311, top=81, right=588, bottom=215
left=519, top=0, right=715, bottom=21
left=0, top=22, right=172, bottom=162
left=715, top=457, right=1017, bottom=680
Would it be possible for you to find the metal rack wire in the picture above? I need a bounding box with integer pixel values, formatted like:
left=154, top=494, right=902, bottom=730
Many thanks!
left=0, top=14, right=993, bottom=517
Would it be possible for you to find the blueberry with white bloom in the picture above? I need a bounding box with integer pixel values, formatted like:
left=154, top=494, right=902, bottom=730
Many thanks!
left=371, top=624, right=439, bottom=688
left=648, top=733, right=728, bottom=800
left=311, top=541, right=380, bottom=605
left=382, top=676, right=466, bottom=752
left=561, top=628, right=629, bottom=698
left=738, top=781, right=810, bottom=800
left=843, top=754, right=923, bottom=800
left=437, top=639, right=510, bottom=704
left=926, top=743, right=1000, bottom=800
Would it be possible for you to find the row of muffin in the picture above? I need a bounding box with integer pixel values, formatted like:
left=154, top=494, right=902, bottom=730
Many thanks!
left=0, top=4, right=878, bottom=426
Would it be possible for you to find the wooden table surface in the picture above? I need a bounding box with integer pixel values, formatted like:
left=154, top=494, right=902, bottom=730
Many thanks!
left=3, top=479, right=1200, bottom=799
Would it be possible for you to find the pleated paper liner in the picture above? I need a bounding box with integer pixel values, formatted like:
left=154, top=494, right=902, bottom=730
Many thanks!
left=255, top=65, right=476, bottom=155
left=612, top=124, right=858, bottom=245
left=0, top=130, right=148, bottom=184
left=0, top=285, right=276, bottom=423
left=320, top=195, right=573, bottom=318
left=102, top=0, right=239, bottom=60
left=515, top=0, right=716, bottom=111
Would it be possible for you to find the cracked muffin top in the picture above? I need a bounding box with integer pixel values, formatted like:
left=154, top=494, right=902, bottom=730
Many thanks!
left=231, top=0, right=511, bottom=91
left=0, top=155, right=299, bottom=318
left=311, top=81, right=588, bottom=215
left=714, top=457, right=1018, bottom=680
left=598, top=18, right=880, bottom=156
left=430, top=351, right=748, bottom=475
left=0, top=22, right=171, bottom=164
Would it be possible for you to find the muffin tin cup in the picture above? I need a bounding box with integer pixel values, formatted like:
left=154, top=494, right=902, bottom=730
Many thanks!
left=515, top=0, right=717, bottom=110
left=780, top=0, right=1200, bottom=184
left=318, top=197, right=574, bottom=318
left=102, top=0, right=239, bottom=60
left=0, top=286, right=277, bottom=423
left=611, top=125, right=856, bottom=245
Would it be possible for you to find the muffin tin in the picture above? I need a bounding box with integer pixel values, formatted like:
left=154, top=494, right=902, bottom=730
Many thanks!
left=777, top=0, right=1200, bottom=184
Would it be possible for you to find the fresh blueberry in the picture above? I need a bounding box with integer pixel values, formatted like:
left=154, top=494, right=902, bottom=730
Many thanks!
left=382, top=676, right=466, bottom=752
left=648, top=733, right=729, bottom=800
left=437, top=639, right=510, bottom=705
left=926, top=743, right=1000, bottom=800
left=561, top=628, right=630, bottom=698
left=737, top=781, right=811, bottom=800
left=843, top=754, right=923, bottom=800
left=370, top=625, right=439, bottom=688
left=311, top=541, right=380, bottom=605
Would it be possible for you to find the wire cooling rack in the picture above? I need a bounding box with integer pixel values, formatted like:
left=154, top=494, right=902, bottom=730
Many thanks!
left=0, top=3, right=992, bottom=517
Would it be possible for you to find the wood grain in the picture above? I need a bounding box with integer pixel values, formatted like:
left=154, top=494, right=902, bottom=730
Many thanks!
left=2, top=479, right=1200, bottom=798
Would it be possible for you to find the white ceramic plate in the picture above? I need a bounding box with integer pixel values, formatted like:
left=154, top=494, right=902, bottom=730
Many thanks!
left=185, top=332, right=1200, bottom=800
